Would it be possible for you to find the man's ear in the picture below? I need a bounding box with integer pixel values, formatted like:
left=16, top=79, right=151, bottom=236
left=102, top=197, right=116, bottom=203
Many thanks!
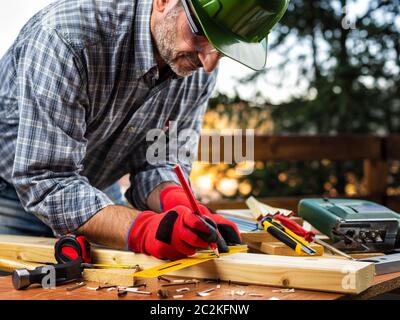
left=153, top=0, right=177, bottom=14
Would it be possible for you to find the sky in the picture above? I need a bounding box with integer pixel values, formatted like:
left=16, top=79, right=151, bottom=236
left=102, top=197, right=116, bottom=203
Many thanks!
left=0, top=0, right=371, bottom=104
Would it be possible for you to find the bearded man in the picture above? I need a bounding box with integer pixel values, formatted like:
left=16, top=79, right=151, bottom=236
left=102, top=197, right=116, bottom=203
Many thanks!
left=0, top=0, right=288, bottom=260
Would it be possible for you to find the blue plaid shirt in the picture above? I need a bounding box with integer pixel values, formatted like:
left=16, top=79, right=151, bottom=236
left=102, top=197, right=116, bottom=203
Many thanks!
left=0, top=0, right=217, bottom=235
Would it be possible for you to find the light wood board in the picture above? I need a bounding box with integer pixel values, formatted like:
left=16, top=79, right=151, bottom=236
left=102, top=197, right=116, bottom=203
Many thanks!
left=249, top=242, right=324, bottom=256
left=0, top=257, right=42, bottom=273
left=241, top=231, right=330, bottom=243
left=0, top=235, right=375, bottom=294
left=241, top=231, right=278, bottom=243
left=82, top=268, right=136, bottom=286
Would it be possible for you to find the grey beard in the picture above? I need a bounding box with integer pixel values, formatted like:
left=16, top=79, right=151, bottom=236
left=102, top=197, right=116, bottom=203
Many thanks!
left=153, top=5, right=199, bottom=77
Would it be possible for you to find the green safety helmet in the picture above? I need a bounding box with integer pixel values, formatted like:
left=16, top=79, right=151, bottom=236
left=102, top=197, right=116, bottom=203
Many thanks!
left=181, top=0, right=289, bottom=71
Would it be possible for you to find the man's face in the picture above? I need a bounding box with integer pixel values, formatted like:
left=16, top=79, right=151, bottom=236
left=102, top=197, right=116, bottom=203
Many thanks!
left=153, top=3, right=221, bottom=77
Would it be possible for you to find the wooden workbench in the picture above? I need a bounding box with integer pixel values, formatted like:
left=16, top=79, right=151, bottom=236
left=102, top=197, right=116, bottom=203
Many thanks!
left=0, top=271, right=399, bottom=300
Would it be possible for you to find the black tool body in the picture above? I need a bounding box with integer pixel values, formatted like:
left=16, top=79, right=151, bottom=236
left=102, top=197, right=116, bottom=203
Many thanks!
left=12, top=258, right=83, bottom=290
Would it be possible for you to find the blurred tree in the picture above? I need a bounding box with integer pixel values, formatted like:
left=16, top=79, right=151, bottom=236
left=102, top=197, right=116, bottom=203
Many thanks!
left=197, top=0, right=400, bottom=202
left=206, top=94, right=274, bottom=133
left=241, top=0, right=400, bottom=134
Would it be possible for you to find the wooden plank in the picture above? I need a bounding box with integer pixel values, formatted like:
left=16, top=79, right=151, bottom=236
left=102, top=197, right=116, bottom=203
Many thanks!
left=0, top=235, right=375, bottom=294
left=259, top=242, right=324, bottom=256
left=241, top=229, right=321, bottom=244
left=166, top=253, right=374, bottom=294
left=0, top=235, right=159, bottom=268
left=247, top=241, right=325, bottom=257
left=363, top=159, right=388, bottom=200
left=208, top=196, right=303, bottom=212
left=216, top=209, right=258, bottom=222
left=82, top=268, right=136, bottom=287
left=249, top=247, right=383, bottom=260
left=350, top=253, right=385, bottom=260
left=386, top=134, right=400, bottom=159
left=208, top=195, right=383, bottom=213
left=241, top=231, right=277, bottom=243
left=341, top=271, right=400, bottom=300
left=198, top=134, right=382, bottom=162
left=0, top=258, right=42, bottom=273
left=0, top=235, right=57, bottom=264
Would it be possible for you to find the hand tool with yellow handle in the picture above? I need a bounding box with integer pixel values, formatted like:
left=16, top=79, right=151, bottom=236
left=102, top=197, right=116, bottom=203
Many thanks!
left=261, top=217, right=316, bottom=255
left=273, top=214, right=354, bottom=260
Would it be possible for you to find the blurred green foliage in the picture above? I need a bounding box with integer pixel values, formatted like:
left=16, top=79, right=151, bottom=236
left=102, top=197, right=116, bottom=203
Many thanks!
left=248, top=160, right=365, bottom=198
left=206, top=0, right=400, bottom=200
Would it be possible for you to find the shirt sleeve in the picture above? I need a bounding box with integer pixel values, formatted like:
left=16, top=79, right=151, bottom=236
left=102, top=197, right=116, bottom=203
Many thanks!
left=12, top=28, right=113, bottom=235
left=126, top=72, right=217, bottom=211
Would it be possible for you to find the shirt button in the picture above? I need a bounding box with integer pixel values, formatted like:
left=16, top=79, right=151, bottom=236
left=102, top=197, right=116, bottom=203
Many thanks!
left=129, top=127, right=135, bottom=133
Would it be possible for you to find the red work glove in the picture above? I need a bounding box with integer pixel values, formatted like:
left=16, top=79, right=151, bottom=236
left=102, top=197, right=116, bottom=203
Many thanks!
left=160, top=186, right=242, bottom=246
left=127, top=205, right=219, bottom=261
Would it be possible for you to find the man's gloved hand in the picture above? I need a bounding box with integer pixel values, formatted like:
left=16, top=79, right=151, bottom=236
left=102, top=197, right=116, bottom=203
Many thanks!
left=160, top=186, right=242, bottom=246
left=126, top=205, right=219, bottom=261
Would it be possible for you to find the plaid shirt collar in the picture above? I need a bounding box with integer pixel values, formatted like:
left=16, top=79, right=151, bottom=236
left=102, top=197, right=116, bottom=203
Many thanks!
left=133, top=0, right=181, bottom=81
left=133, top=0, right=157, bottom=78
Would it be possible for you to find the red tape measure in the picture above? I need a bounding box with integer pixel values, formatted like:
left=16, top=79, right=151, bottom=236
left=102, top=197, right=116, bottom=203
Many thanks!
left=54, top=234, right=91, bottom=264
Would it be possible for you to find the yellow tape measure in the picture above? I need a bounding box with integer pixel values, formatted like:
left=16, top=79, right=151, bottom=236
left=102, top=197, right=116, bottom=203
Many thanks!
left=83, top=263, right=139, bottom=269
left=134, top=245, right=248, bottom=278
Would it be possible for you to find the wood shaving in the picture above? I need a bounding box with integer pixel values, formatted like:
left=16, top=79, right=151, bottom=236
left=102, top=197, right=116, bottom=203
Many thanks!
left=176, top=287, right=190, bottom=293
left=123, top=288, right=139, bottom=293
left=173, top=295, right=184, bottom=299
left=235, top=290, right=246, bottom=296
left=186, top=279, right=200, bottom=284
left=86, top=286, right=99, bottom=291
left=66, top=282, right=85, bottom=291
left=98, top=285, right=117, bottom=290
left=196, top=288, right=215, bottom=297
left=172, top=279, right=185, bottom=283
left=249, top=293, right=264, bottom=297
left=269, top=297, right=280, bottom=300
left=272, top=288, right=295, bottom=293
left=120, top=288, right=151, bottom=295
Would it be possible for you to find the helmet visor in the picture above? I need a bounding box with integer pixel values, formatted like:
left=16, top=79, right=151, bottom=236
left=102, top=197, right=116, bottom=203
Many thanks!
left=181, top=4, right=219, bottom=56
left=187, top=0, right=270, bottom=70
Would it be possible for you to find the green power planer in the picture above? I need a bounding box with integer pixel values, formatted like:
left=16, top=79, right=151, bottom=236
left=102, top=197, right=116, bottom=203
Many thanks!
left=298, top=198, right=400, bottom=253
